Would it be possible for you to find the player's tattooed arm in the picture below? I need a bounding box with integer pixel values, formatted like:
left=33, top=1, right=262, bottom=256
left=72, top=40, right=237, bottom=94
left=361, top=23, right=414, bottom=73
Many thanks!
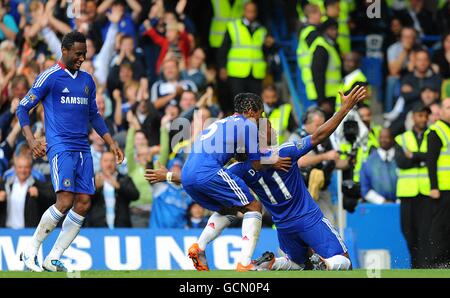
left=144, top=162, right=181, bottom=184
left=311, top=85, right=367, bottom=147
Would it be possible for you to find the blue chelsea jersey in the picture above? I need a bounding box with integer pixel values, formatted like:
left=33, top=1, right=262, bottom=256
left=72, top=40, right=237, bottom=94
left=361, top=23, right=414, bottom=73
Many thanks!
left=16, top=63, right=108, bottom=156
left=227, top=136, right=323, bottom=231
left=182, top=114, right=260, bottom=185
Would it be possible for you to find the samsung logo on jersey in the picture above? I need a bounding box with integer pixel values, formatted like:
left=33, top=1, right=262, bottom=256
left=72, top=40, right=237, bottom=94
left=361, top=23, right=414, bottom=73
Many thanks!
left=60, top=96, right=89, bottom=105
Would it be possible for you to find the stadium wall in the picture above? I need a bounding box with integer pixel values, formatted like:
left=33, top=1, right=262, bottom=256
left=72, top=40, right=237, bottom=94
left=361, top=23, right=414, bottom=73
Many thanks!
left=346, top=203, right=410, bottom=269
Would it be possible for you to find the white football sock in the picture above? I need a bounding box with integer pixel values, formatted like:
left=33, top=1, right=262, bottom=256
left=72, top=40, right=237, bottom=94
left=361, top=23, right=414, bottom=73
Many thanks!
left=47, top=209, right=84, bottom=261
left=324, top=255, right=351, bottom=270
left=239, top=211, right=262, bottom=266
left=197, top=213, right=236, bottom=250
left=27, top=205, right=63, bottom=256
left=272, top=257, right=304, bottom=270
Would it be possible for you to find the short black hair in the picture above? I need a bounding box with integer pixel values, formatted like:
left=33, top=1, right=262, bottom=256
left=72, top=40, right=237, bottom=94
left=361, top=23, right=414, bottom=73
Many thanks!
left=413, top=47, right=429, bottom=57
left=325, top=0, right=339, bottom=7
left=319, top=17, right=338, bottom=32
left=61, top=31, right=86, bottom=50
left=233, top=93, right=263, bottom=114
left=113, top=0, right=126, bottom=6
left=357, top=103, right=370, bottom=110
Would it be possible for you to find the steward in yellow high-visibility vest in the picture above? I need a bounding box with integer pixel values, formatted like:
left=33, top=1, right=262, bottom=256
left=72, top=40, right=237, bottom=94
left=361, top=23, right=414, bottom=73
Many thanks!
left=209, top=0, right=247, bottom=48
left=218, top=2, right=268, bottom=108
left=395, top=130, right=430, bottom=197
left=225, top=19, right=267, bottom=79
left=324, top=0, right=354, bottom=55
left=303, top=18, right=342, bottom=111
left=425, top=98, right=450, bottom=268
left=426, top=119, right=450, bottom=192
left=262, top=85, right=298, bottom=144
left=296, top=4, right=322, bottom=100
left=336, top=52, right=368, bottom=112
left=394, top=104, right=432, bottom=269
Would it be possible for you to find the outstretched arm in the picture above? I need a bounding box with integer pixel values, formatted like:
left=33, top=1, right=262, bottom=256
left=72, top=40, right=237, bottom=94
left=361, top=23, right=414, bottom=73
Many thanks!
left=311, top=85, right=367, bottom=147
left=145, top=162, right=181, bottom=184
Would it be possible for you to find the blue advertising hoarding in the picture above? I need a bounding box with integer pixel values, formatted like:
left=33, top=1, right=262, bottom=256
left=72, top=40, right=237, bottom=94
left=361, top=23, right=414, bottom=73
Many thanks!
left=0, top=228, right=279, bottom=271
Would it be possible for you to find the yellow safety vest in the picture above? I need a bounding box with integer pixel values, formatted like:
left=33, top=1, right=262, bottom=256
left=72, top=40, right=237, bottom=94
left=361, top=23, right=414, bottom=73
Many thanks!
left=395, top=131, right=430, bottom=197
left=335, top=69, right=367, bottom=111
left=297, top=24, right=317, bottom=98
left=226, top=20, right=267, bottom=79
left=304, top=36, right=342, bottom=101
left=297, top=25, right=316, bottom=69
left=337, top=0, right=351, bottom=55
left=268, top=103, right=292, bottom=144
left=426, top=120, right=450, bottom=191
left=340, top=124, right=380, bottom=182
left=209, top=0, right=247, bottom=48
left=368, top=125, right=381, bottom=150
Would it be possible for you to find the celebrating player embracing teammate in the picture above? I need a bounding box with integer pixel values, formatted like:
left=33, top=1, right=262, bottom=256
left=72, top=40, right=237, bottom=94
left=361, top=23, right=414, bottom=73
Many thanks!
left=146, top=85, right=367, bottom=271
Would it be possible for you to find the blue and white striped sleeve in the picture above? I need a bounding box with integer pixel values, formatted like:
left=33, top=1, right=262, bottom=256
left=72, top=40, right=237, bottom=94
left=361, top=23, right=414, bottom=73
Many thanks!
left=16, top=68, right=54, bottom=127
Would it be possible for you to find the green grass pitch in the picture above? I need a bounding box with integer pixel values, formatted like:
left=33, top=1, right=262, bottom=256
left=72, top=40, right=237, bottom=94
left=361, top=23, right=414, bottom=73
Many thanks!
left=1, top=269, right=450, bottom=278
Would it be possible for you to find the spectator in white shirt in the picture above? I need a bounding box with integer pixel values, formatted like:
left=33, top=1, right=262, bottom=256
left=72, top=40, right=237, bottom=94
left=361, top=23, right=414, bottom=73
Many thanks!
left=0, top=154, right=55, bottom=228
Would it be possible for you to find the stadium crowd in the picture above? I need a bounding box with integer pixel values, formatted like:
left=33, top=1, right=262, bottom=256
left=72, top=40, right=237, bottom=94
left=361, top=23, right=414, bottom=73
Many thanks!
left=0, top=0, right=450, bottom=268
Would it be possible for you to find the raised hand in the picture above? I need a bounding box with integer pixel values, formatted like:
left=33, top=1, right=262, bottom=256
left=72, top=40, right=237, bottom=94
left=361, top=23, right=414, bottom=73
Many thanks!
left=108, top=4, right=123, bottom=24
left=176, top=0, right=188, bottom=16
left=339, top=85, right=367, bottom=111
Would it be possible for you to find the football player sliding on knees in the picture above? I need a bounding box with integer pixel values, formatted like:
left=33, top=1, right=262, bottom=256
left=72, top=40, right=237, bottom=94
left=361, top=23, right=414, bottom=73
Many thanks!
left=147, top=92, right=290, bottom=272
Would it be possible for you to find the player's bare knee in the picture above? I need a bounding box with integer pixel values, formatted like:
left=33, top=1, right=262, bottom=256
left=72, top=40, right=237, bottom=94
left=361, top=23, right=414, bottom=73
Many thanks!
left=73, top=196, right=91, bottom=215
left=55, top=192, right=75, bottom=213
left=243, top=200, right=262, bottom=213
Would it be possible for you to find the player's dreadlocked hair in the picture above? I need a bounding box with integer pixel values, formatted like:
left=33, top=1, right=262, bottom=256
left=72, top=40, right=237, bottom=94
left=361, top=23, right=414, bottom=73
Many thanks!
left=234, top=93, right=263, bottom=115
left=61, top=31, right=86, bottom=50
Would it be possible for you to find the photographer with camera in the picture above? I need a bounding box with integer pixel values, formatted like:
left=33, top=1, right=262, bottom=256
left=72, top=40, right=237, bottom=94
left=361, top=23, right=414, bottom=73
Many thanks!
left=339, top=105, right=381, bottom=184
left=289, top=106, right=349, bottom=225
